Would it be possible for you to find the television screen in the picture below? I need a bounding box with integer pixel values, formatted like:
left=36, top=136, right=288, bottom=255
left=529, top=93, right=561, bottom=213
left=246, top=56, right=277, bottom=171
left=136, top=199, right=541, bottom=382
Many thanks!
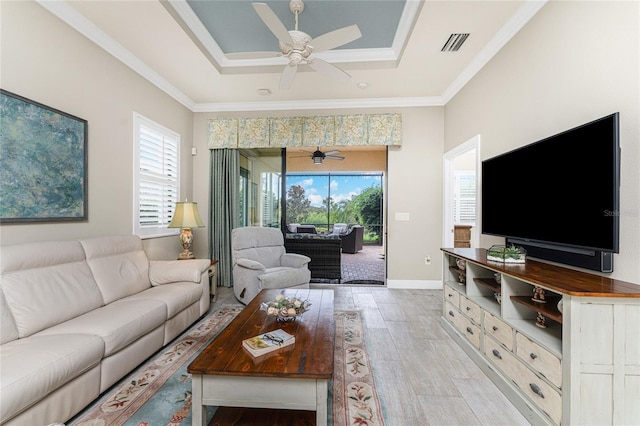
left=482, top=113, right=620, bottom=253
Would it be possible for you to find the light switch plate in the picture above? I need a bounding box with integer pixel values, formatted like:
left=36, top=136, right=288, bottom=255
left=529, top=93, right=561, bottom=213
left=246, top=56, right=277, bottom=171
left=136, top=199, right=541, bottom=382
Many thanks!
left=395, top=212, right=410, bottom=221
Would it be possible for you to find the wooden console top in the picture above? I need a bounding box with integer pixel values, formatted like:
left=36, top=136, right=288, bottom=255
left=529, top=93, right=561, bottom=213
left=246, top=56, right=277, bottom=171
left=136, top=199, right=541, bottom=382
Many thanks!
left=442, top=248, right=640, bottom=298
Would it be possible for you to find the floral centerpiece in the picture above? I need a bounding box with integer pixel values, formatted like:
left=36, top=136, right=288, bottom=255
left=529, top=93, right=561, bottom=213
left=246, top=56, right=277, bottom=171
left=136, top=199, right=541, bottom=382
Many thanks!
left=260, top=294, right=311, bottom=322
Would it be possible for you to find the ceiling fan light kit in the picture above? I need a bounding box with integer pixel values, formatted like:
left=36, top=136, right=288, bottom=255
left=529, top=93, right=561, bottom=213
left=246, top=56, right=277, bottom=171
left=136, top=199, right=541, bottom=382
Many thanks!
left=243, top=1, right=362, bottom=89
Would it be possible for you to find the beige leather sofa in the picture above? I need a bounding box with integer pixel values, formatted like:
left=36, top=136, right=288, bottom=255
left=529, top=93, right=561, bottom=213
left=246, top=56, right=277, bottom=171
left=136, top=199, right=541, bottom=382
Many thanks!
left=0, top=235, right=211, bottom=425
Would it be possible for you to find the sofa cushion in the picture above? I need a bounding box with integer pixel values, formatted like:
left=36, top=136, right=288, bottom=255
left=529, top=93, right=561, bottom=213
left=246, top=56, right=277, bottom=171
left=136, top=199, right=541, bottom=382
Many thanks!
left=149, top=259, right=210, bottom=286
left=0, top=241, right=104, bottom=338
left=233, top=227, right=286, bottom=268
left=81, top=236, right=151, bottom=304
left=0, top=290, right=19, bottom=345
left=258, top=266, right=311, bottom=289
left=36, top=299, right=166, bottom=357
left=119, top=284, right=203, bottom=319
left=0, top=333, right=104, bottom=424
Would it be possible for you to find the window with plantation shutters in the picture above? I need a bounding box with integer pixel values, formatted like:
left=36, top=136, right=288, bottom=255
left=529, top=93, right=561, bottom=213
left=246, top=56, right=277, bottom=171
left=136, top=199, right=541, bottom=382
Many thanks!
left=133, top=113, right=180, bottom=238
left=453, top=171, right=476, bottom=225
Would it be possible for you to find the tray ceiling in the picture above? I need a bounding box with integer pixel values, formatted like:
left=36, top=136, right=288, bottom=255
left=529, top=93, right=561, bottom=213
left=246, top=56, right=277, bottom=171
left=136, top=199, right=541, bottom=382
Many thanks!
left=36, top=0, right=547, bottom=111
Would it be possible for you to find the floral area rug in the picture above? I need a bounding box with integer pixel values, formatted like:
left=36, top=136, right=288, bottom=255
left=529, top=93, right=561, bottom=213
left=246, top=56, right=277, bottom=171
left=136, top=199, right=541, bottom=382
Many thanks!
left=69, top=307, right=384, bottom=426
left=332, top=311, right=385, bottom=426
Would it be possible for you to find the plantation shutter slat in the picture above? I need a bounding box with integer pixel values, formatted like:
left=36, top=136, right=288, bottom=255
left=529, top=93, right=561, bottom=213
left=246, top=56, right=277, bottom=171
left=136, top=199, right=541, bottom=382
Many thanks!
left=453, top=172, right=476, bottom=224
left=134, top=114, right=180, bottom=236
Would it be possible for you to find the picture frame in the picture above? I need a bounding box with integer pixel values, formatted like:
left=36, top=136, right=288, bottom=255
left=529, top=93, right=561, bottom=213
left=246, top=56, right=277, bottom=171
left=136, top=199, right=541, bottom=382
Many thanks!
left=0, top=89, right=88, bottom=223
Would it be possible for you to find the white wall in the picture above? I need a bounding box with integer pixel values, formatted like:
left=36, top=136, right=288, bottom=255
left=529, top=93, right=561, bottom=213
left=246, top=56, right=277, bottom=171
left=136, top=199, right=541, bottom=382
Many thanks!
left=387, top=108, right=444, bottom=282
left=445, top=0, right=640, bottom=283
left=0, top=1, right=195, bottom=260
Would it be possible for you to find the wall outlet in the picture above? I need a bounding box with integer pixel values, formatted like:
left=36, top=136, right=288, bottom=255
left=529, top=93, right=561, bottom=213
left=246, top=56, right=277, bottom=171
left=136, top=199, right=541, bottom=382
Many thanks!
left=424, top=255, right=431, bottom=265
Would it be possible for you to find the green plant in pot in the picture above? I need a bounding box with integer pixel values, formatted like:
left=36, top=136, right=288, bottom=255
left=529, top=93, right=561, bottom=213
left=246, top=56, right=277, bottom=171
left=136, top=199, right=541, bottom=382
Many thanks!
left=487, top=244, right=527, bottom=264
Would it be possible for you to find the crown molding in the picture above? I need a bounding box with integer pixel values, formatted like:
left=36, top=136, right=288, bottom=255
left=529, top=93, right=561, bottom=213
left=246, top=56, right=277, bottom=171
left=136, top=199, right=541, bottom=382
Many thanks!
left=36, top=0, right=197, bottom=111
left=163, top=0, right=422, bottom=73
left=440, top=0, right=547, bottom=104
left=36, top=0, right=546, bottom=114
left=192, top=96, right=446, bottom=113
left=391, top=0, right=424, bottom=61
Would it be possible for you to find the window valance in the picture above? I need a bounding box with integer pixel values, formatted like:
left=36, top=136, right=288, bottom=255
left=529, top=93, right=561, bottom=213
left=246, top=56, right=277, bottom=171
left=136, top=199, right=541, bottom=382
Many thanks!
left=208, top=113, right=401, bottom=149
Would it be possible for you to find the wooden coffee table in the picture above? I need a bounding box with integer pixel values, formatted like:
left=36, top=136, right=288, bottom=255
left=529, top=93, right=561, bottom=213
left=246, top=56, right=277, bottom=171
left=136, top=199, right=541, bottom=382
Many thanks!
left=188, top=288, right=334, bottom=426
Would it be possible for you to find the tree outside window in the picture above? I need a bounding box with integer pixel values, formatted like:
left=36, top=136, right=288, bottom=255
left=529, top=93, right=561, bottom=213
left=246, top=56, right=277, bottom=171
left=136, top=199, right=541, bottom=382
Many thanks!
left=285, top=172, right=383, bottom=243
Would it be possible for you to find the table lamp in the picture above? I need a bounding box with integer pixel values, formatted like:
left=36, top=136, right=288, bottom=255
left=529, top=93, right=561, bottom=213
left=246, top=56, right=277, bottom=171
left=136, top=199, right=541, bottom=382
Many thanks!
left=168, top=200, right=205, bottom=260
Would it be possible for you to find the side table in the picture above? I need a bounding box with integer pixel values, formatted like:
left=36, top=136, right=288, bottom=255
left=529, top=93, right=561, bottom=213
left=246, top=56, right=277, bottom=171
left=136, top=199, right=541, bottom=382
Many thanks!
left=209, top=260, right=218, bottom=302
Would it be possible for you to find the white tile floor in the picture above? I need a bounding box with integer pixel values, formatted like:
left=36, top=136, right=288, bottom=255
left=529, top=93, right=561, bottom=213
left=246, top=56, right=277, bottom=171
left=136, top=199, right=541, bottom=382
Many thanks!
left=213, top=285, right=531, bottom=425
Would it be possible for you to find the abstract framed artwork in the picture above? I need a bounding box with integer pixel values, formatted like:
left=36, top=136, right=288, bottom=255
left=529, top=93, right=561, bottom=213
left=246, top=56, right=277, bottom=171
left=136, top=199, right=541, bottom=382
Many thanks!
left=0, top=90, right=88, bottom=223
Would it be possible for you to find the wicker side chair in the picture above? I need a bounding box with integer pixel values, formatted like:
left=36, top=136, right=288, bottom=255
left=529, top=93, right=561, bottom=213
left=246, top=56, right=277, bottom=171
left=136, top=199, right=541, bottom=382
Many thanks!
left=340, top=225, right=364, bottom=254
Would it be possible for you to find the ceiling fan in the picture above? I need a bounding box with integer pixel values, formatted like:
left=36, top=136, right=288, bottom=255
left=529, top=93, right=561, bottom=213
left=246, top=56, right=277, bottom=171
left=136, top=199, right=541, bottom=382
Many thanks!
left=227, top=0, right=362, bottom=89
left=293, top=147, right=345, bottom=164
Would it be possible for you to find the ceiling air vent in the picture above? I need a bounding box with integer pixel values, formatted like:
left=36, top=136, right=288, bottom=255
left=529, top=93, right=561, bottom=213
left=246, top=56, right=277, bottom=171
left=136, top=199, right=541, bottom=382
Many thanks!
left=441, top=33, right=470, bottom=52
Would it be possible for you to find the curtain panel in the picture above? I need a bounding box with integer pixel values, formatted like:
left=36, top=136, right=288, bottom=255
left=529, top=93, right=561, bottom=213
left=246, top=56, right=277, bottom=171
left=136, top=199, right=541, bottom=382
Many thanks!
left=209, top=149, right=239, bottom=288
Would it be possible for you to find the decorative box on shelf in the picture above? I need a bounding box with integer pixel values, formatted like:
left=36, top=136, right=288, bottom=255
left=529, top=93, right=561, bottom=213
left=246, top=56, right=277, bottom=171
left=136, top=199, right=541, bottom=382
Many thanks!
left=486, top=244, right=527, bottom=264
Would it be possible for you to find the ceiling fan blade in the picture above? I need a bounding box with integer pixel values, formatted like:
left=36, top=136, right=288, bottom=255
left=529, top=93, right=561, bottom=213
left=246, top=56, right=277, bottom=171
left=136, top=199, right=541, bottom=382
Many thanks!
left=326, top=155, right=345, bottom=161
left=323, top=150, right=340, bottom=156
left=308, top=58, right=351, bottom=81
left=310, top=24, right=362, bottom=52
left=252, top=3, right=293, bottom=45
left=280, top=63, right=298, bottom=89
left=225, top=51, right=281, bottom=60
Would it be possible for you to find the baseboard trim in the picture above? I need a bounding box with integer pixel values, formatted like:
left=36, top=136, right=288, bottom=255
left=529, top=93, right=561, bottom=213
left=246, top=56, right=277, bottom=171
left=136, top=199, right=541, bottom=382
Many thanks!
left=386, top=279, right=442, bottom=289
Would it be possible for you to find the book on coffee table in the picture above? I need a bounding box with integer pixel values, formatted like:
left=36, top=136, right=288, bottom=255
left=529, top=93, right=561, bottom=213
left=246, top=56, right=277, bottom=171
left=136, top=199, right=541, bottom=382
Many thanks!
left=242, top=329, right=295, bottom=357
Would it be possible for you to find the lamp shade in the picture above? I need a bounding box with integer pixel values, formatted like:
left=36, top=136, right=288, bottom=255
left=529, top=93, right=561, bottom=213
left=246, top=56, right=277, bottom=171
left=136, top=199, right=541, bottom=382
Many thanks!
left=168, top=201, right=205, bottom=228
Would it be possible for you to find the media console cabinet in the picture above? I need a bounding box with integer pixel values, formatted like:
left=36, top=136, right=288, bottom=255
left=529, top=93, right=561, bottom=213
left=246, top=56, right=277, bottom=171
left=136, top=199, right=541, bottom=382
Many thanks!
left=441, top=248, right=640, bottom=425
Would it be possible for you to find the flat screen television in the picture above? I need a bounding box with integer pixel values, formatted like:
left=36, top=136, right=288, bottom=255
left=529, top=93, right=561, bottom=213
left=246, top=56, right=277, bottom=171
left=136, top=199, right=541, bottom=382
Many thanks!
left=482, top=113, right=620, bottom=272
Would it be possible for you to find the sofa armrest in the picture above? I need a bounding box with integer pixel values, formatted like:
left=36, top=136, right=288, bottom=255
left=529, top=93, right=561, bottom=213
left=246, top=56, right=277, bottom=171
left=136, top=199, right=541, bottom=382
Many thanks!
left=149, top=259, right=210, bottom=286
left=236, top=258, right=266, bottom=271
left=280, top=253, right=311, bottom=268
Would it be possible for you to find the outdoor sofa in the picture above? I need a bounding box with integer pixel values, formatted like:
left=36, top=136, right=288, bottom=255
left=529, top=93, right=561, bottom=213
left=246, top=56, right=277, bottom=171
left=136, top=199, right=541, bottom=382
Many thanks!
left=284, top=233, right=342, bottom=281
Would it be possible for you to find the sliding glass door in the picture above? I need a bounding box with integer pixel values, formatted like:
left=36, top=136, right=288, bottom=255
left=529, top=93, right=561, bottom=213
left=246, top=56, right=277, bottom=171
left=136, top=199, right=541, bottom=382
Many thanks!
left=238, top=148, right=283, bottom=228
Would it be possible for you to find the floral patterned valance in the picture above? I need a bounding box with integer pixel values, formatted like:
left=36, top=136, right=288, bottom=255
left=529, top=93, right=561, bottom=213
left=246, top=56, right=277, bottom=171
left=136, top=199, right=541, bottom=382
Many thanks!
left=208, top=113, right=402, bottom=149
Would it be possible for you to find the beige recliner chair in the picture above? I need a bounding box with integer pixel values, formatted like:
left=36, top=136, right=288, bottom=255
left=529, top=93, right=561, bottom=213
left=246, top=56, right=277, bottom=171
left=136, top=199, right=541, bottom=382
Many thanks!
left=232, top=227, right=311, bottom=304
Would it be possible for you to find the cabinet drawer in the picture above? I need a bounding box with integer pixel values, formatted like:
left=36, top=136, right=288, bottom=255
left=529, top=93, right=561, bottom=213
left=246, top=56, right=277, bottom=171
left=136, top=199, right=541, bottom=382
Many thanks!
left=443, top=284, right=460, bottom=307
left=460, top=296, right=481, bottom=324
left=485, top=337, right=562, bottom=425
left=516, top=333, right=562, bottom=388
left=444, top=301, right=458, bottom=326
left=449, top=304, right=481, bottom=349
left=484, top=311, right=513, bottom=351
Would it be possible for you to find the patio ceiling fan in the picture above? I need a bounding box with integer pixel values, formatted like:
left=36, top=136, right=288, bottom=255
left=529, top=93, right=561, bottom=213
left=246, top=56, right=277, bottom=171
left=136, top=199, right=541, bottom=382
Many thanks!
left=293, top=147, right=345, bottom=164
left=227, top=0, right=362, bottom=89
